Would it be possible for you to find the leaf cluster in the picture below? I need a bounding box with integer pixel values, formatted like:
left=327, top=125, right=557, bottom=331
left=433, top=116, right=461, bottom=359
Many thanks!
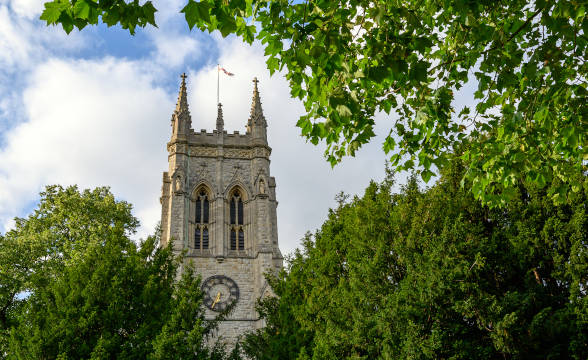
left=41, top=0, right=156, bottom=34
left=178, top=0, right=588, bottom=207
left=40, top=0, right=587, bottom=206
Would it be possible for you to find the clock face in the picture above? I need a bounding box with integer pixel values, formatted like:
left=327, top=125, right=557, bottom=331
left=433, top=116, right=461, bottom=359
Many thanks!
left=201, top=275, right=239, bottom=312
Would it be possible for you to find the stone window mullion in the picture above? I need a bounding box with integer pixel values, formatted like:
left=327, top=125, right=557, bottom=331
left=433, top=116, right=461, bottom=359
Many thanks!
left=194, top=188, right=211, bottom=250
left=229, top=189, right=245, bottom=252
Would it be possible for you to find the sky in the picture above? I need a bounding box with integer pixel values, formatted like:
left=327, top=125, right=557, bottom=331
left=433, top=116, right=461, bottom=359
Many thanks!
left=0, top=0, right=397, bottom=256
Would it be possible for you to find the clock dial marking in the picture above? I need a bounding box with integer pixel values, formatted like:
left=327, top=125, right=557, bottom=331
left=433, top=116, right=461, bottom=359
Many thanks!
left=201, top=275, right=239, bottom=312
left=211, top=291, right=221, bottom=309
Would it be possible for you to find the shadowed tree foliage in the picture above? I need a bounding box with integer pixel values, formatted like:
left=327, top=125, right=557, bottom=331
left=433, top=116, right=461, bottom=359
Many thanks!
left=245, top=162, right=587, bottom=359
left=150, top=265, right=229, bottom=360
left=0, top=185, right=234, bottom=359
left=39, top=0, right=587, bottom=206
left=241, top=253, right=314, bottom=360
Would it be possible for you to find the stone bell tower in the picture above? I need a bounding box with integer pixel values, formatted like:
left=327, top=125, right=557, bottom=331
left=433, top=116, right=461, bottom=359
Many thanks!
left=160, top=74, right=282, bottom=346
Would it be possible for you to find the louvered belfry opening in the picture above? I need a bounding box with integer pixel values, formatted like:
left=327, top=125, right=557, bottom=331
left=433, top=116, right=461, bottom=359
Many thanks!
left=195, top=189, right=210, bottom=250
left=230, top=189, right=245, bottom=251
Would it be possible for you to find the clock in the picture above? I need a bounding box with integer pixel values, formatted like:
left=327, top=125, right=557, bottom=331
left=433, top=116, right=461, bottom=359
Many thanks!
left=201, top=275, right=239, bottom=312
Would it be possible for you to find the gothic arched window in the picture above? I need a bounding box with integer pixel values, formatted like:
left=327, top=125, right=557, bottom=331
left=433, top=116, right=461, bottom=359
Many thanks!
left=229, top=189, right=244, bottom=251
left=194, top=189, right=210, bottom=250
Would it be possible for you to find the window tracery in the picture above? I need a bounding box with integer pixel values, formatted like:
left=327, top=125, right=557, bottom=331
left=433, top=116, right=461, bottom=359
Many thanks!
left=194, top=188, right=210, bottom=250
left=229, top=189, right=245, bottom=251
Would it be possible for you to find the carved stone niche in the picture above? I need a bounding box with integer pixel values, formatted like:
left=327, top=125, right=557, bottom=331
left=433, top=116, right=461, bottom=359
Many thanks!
left=254, top=169, right=269, bottom=198
left=172, top=166, right=186, bottom=194
left=259, top=179, right=266, bottom=194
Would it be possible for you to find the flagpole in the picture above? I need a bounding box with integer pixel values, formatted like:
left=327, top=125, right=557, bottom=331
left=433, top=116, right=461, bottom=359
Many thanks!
left=217, top=64, right=220, bottom=105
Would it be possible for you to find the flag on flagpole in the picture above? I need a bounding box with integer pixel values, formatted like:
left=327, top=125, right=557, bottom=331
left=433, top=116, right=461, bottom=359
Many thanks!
left=218, top=66, right=235, bottom=76
left=217, top=65, right=234, bottom=104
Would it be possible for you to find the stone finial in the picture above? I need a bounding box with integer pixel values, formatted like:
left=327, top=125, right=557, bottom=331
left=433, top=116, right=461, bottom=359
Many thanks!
left=247, top=77, right=266, bottom=129
left=175, top=73, right=189, bottom=114
left=171, top=73, right=192, bottom=137
left=216, top=102, right=224, bottom=132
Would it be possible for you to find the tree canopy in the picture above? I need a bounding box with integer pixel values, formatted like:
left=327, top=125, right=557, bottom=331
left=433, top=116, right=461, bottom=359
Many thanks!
left=0, top=185, right=231, bottom=359
left=40, top=0, right=587, bottom=206
left=243, top=164, right=587, bottom=359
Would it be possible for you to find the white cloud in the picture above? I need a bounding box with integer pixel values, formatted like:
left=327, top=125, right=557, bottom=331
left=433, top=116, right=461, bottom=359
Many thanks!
left=0, top=4, right=85, bottom=71
left=1, top=216, right=15, bottom=233
left=152, top=0, right=187, bottom=25
left=0, top=57, right=172, bottom=239
left=0, top=1, right=87, bottom=138
left=0, top=5, right=32, bottom=67
left=146, top=0, right=204, bottom=68
left=6, top=0, right=44, bottom=19
left=152, top=34, right=200, bottom=68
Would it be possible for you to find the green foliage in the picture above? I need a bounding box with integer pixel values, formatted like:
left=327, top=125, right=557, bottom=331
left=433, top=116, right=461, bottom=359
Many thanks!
left=0, top=185, right=139, bottom=357
left=246, top=165, right=587, bottom=359
left=40, top=0, right=157, bottom=34
left=0, top=185, right=234, bottom=359
left=40, top=0, right=587, bottom=207
left=151, top=265, right=228, bottom=360
left=241, top=259, right=314, bottom=360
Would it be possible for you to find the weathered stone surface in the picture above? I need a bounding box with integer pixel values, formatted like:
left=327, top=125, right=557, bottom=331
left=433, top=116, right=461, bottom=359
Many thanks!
left=160, top=75, right=282, bottom=350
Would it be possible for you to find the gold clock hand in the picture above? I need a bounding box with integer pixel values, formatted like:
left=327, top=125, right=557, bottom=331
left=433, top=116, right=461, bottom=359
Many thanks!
left=211, top=291, right=221, bottom=309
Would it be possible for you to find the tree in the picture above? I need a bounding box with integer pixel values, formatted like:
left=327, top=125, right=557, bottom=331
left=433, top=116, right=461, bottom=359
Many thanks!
left=151, top=265, right=227, bottom=360
left=40, top=0, right=587, bottom=206
left=246, top=164, right=587, bottom=359
left=0, top=185, right=234, bottom=359
left=240, top=255, right=314, bottom=360
left=0, top=185, right=139, bottom=358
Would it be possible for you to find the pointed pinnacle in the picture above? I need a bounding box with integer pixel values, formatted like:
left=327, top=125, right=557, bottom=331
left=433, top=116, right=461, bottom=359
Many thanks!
left=175, top=73, right=189, bottom=114
left=216, top=103, right=224, bottom=131
left=248, top=77, right=266, bottom=127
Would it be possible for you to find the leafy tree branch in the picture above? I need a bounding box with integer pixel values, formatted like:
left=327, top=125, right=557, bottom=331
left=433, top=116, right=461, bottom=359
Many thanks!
left=39, top=0, right=587, bottom=207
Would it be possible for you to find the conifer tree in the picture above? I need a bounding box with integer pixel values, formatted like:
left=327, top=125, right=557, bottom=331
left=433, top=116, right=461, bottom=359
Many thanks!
left=246, top=162, right=587, bottom=359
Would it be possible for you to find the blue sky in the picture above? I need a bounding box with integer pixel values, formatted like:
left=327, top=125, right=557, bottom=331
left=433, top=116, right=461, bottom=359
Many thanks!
left=0, top=0, right=393, bottom=255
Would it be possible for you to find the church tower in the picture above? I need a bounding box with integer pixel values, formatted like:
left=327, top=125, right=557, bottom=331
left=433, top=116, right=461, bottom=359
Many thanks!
left=160, top=74, right=283, bottom=346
